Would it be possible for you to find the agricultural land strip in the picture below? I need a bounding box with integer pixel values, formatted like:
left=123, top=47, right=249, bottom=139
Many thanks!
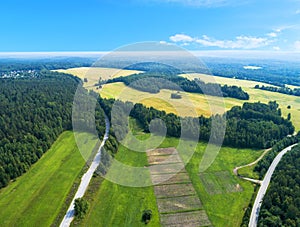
left=147, top=147, right=212, bottom=227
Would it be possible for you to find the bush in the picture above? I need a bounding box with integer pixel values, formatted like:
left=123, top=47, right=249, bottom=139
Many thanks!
left=142, top=209, right=152, bottom=224
left=74, top=198, right=89, bottom=219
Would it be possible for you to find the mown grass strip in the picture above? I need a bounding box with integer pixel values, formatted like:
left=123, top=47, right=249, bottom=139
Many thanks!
left=0, top=131, right=97, bottom=227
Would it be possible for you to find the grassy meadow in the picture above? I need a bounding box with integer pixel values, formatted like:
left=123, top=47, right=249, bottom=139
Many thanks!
left=0, top=131, right=98, bottom=227
left=72, top=118, right=263, bottom=227
left=99, top=73, right=300, bottom=130
left=60, top=67, right=300, bottom=130
left=55, top=67, right=142, bottom=88
left=72, top=144, right=161, bottom=227
left=77, top=136, right=262, bottom=227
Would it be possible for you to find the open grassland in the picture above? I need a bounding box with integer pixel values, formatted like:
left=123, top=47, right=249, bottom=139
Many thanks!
left=237, top=165, right=259, bottom=179
left=100, top=76, right=300, bottom=130
left=0, top=131, right=98, bottom=227
left=200, top=171, right=243, bottom=195
left=185, top=142, right=263, bottom=227
left=74, top=123, right=263, bottom=227
left=73, top=144, right=161, bottom=227
left=150, top=136, right=263, bottom=226
left=143, top=133, right=263, bottom=227
left=55, top=67, right=141, bottom=88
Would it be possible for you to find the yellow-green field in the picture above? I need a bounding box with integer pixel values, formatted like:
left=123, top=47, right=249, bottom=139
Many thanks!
left=55, top=67, right=142, bottom=88
left=181, top=73, right=275, bottom=88
left=182, top=73, right=300, bottom=130
left=59, top=67, right=300, bottom=130
left=100, top=82, right=241, bottom=118
left=99, top=73, right=300, bottom=131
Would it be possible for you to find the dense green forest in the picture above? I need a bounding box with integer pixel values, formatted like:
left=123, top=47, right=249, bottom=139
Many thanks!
left=99, top=98, right=294, bottom=149
left=258, top=145, right=300, bottom=226
left=106, top=72, right=250, bottom=100
left=0, top=58, right=93, bottom=73
left=0, top=71, right=116, bottom=189
left=255, top=84, right=300, bottom=97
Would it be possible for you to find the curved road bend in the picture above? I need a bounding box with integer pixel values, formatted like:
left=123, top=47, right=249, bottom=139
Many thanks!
left=60, top=116, right=110, bottom=227
left=249, top=143, right=298, bottom=227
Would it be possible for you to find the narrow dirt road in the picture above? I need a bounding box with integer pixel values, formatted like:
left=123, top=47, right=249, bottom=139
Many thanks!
left=233, top=148, right=271, bottom=176
left=60, top=116, right=110, bottom=227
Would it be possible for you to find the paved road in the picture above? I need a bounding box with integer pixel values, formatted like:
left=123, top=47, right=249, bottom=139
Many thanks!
left=248, top=143, right=298, bottom=227
left=60, top=116, right=110, bottom=227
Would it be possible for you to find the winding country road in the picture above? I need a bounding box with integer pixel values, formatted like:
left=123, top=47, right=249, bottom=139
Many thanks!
left=248, top=143, right=298, bottom=227
left=60, top=116, right=110, bottom=227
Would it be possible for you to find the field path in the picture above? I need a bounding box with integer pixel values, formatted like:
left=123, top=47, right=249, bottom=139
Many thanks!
left=147, top=148, right=212, bottom=227
left=248, top=143, right=298, bottom=227
left=233, top=148, right=271, bottom=176
left=60, top=116, right=110, bottom=227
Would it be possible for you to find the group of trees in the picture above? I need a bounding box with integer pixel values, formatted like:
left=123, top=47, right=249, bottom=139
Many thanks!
left=99, top=97, right=293, bottom=150
left=255, top=84, right=300, bottom=97
left=106, top=72, right=249, bottom=100
left=223, top=101, right=294, bottom=148
left=258, top=145, right=300, bottom=226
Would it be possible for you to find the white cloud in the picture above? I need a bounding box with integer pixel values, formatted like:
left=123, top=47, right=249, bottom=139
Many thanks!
left=273, top=46, right=280, bottom=51
left=267, top=32, right=277, bottom=38
left=169, top=34, right=274, bottom=49
left=169, top=34, right=194, bottom=42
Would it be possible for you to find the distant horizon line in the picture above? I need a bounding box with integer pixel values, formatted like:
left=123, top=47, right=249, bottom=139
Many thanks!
left=0, top=50, right=299, bottom=60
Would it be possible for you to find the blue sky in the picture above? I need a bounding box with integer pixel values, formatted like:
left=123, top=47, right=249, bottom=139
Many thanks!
left=1, top=0, right=300, bottom=52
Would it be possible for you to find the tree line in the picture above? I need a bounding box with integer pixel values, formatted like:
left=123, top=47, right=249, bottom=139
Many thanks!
left=255, top=84, right=300, bottom=97
left=99, top=98, right=294, bottom=150
left=106, top=72, right=250, bottom=100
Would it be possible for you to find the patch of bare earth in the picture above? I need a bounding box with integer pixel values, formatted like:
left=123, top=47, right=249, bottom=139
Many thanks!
left=147, top=148, right=211, bottom=226
left=160, top=210, right=212, bottom=227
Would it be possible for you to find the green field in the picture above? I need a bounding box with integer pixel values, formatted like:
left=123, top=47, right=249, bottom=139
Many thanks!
left=0, top=131, right=97, bottom=227
left=73, top=144, right=161, bottom=227
left=72, top=116, right=263, bottom=227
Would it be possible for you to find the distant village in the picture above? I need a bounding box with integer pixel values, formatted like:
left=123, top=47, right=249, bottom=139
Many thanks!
left=0, top=70, right=38, bottom=78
